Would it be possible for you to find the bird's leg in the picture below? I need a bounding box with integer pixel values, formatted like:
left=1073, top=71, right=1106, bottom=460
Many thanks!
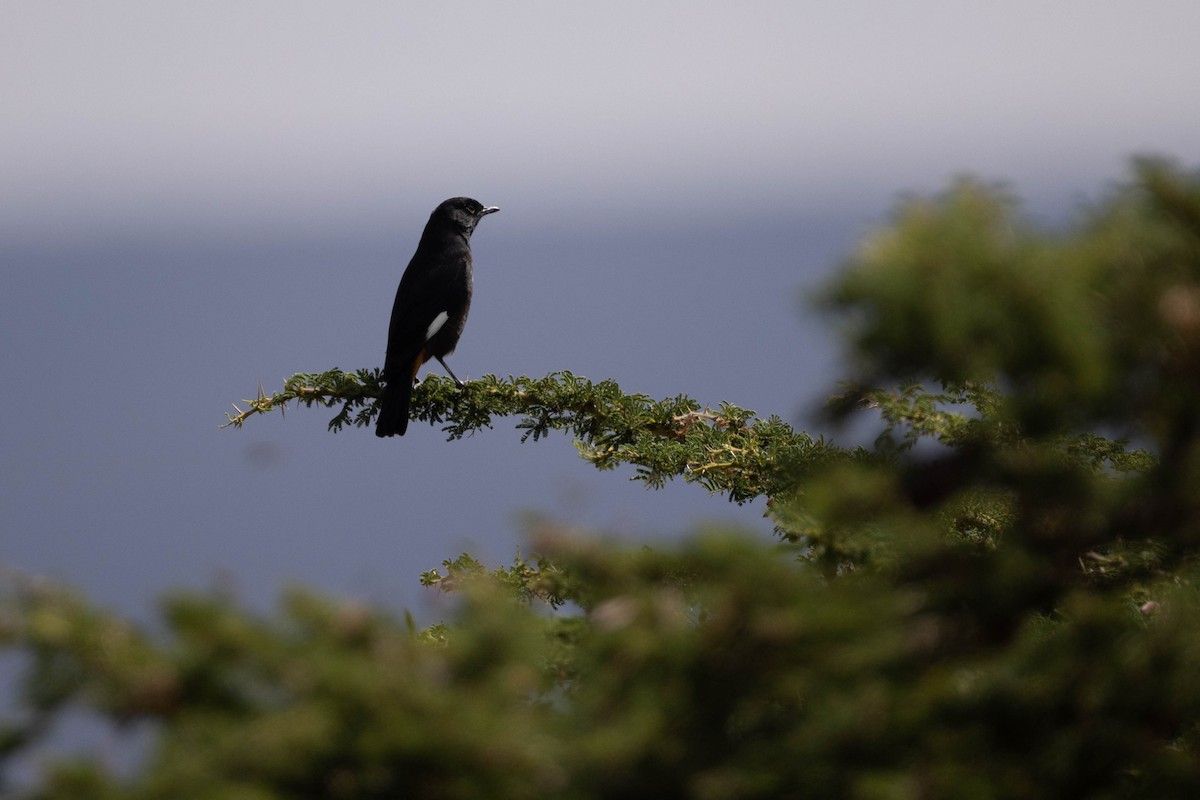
left=436, top=356, right=465, bottom=387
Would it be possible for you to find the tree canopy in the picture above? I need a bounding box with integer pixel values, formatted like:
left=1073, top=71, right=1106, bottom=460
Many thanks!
left=5, top=157, right=1200, bottom=798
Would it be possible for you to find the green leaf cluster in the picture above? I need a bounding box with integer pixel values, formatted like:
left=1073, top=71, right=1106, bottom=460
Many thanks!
left=226, top=369, right=852, bottom=512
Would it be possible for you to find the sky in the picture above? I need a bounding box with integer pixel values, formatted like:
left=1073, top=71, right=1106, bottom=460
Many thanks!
left=3, top=2, right=1200, bottom=624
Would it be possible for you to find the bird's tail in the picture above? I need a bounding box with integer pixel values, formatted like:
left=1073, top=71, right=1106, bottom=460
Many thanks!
left=375, top=374, right=414, bottom=437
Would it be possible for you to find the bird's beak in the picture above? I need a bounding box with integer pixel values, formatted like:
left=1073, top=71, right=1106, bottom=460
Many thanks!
left=481, top=206, right=500, bottom=216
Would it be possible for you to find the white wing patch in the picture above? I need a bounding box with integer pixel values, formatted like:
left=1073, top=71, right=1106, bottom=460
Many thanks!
left=425, top=311, right=449, bottom=342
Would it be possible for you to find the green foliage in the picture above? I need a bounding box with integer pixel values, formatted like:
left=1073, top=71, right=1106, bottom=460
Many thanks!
left=4, top=157, right=1200, bottom=797
left=225, top=369, right=851, bottom=509
left=828, top=158, right=1200, bottom=440
left=420, top=549, right=578, bottom=609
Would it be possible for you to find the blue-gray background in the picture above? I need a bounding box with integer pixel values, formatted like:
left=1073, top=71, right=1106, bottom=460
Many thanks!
left=4, top=3, right=1199, bottom=620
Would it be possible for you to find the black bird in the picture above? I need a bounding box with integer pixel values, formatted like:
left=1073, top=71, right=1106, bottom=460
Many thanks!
left=375, top=197, right=499, bottom=437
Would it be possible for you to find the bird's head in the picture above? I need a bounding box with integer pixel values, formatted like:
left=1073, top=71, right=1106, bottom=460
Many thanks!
left=432, top=197, right=500, bottom=237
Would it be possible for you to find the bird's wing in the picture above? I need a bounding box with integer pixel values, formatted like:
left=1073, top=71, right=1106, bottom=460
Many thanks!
left=383, top=253, right=471, bottom=378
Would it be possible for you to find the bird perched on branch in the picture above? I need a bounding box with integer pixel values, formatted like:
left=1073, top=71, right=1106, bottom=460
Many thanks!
left=376, top=197, right=499, bottom=437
